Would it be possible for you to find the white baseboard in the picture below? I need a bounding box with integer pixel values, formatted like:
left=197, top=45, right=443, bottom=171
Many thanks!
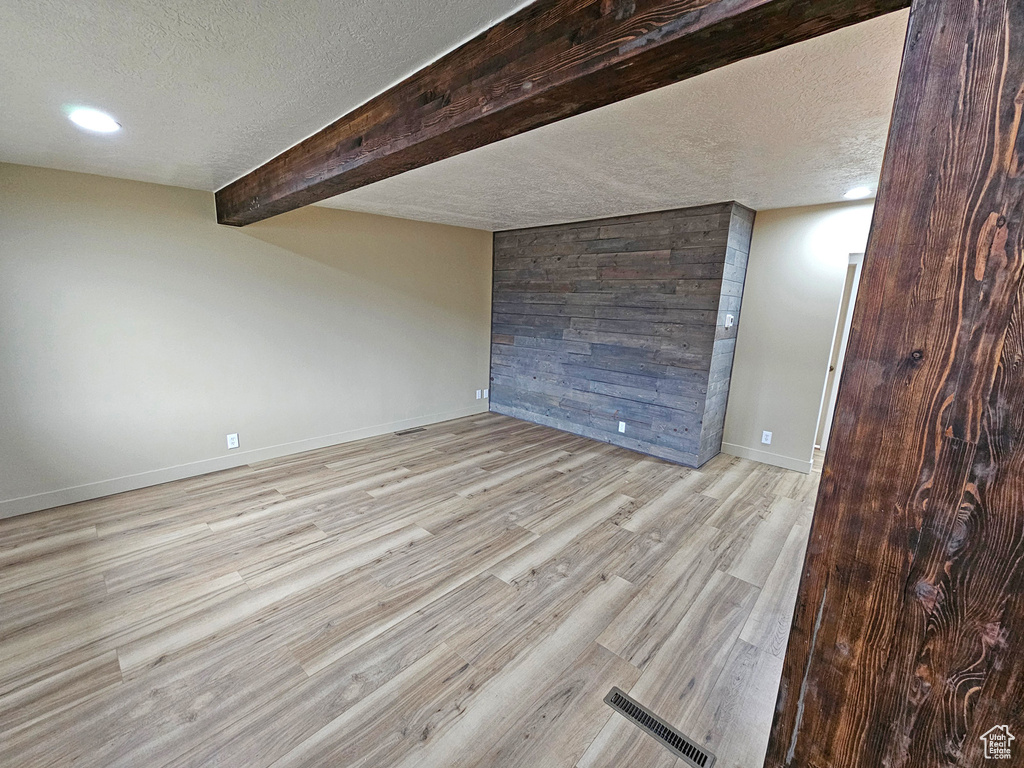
left=720, top=442, right=814, bottom=474
left=0, top=405, right=488, bottom=519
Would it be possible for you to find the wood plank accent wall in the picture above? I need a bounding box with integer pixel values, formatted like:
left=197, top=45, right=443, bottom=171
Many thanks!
left=765, top=0, right=1024, bottom=764
left=490, top=203, right=754, bottom=467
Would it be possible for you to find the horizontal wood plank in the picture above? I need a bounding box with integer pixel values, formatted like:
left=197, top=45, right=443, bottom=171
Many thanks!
left=491, top=203, right=752, bottom=467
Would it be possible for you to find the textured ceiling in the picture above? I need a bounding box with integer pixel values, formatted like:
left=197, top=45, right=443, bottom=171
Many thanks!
left=0, top=0, right=530, bottom=190
left=0, top=1, right=908, bottom=230
left=321, top=10, right=910, bottom=230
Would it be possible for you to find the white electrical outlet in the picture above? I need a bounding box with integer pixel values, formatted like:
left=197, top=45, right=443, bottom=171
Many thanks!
left=725, top=314, right=735, bottom=329
left=761, top=430, right=773, bottom=445
left=483, top=388, right=488, bottom=399
left=476, top=390, right=482, bottom=400
left=619, top=421, right=626, bottom=434
left=227, top=433, right=240, bottom=450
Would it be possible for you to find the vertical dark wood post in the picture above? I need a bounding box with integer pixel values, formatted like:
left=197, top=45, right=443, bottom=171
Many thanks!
left=766, top=0, right=1024, bottom=765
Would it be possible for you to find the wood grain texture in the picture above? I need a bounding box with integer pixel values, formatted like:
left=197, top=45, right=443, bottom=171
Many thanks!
left=0, top=414, right=815, bottom=767
left=491, top=203, right=753, bottom=468
left=765, top=0, right=1024, bottom=765
left=214, top=0, right=910, bottom=226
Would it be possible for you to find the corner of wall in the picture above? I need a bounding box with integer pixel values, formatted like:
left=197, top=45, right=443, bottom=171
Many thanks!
left=720, top=200, right=874, bottom=475
left=698, top=202, right=755, bottom=465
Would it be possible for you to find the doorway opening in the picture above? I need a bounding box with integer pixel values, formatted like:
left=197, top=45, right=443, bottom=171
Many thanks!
left=813, top=252, right=864, bottom=467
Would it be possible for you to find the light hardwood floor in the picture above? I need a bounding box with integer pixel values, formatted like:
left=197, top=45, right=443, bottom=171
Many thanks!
left=0, top=414, right=818, bottom=768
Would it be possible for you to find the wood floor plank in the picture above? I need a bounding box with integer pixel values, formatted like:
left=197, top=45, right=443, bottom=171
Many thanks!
left=475, top=642, right=641, bottom=768
left=0, top=522, right=214, bottom=596
left=685, top=639, right=784, bottom=768
left=612, top=495, right=720, bottom=586
left=118, top=527, right=429, bottom=674
left=596, top=523, right=720, bottom=668
left=1, top=570, right=250, bottom=692
left=0, top=572, right=110, bottom=640
left=456, top=449, right=572, bottom=498
left=579, top=570, right=758, bottom=767
left=236, top=522, right=429, bottom=589
left=174, top=575, right=517, bottom=767
left=699, top=456, right=753, bottom=500
left=0, top=413, right=815, bottom=768
left=702, top=463, right=779, bottom=529
left=364, top=451, right=501, bottom=498
left=269, top=642, right=478, bottom=768
left=389, top=575, right=638, bottom=768
left=724, top=496, right=806, bottom=587
left=740, top=522, right=810, bottom=658
left=0, top=525, right=98, bottom=567
left=515, top=468, right=637, bottom=529
left=0, top=650, right=122, bottom=737
left=619, top=472, right=710, bottom=533
left=1, top=609, right=307, bottom=768
left=292, top=523, right=537, bottom=677
left=102, top=521, right=329, bottom=595
left=489, top=492, right=633, bottom=584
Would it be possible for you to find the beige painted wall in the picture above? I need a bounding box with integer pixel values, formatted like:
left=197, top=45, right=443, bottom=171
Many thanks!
left=722, top=201, right=875, bottom=473
left=0, top=163, right=492, bottom=517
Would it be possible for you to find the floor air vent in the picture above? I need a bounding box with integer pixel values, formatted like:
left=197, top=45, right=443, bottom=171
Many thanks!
left=604, top=687, right=715, bottom=768
left=394, top=427, right=426, bottom=436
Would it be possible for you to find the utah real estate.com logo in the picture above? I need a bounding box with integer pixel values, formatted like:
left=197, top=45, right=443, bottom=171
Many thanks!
left=980, top=725, right=1015, bottom=760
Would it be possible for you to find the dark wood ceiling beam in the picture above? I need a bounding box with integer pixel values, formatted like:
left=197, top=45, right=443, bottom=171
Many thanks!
left=215, top=0, right=909, bottom=226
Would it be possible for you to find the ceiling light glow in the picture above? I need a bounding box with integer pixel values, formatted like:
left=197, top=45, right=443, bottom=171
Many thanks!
left=68, top=108, right=121, bottom=133
left=844, top=186, right=873, bottom=200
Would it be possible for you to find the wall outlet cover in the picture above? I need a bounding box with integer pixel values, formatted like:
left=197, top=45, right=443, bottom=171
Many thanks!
left=619, top=421, right=627, bottom=434
left=762, top=430, right=773, bottom=445
left=483, top=389, right=488, bottom=398
left=227, top=433, right=240, bottom=450
left=476, top=390, right=482, bottom=399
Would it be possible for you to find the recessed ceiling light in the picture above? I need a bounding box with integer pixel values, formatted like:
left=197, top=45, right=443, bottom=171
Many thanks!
left=844, top=186, right=873, bottom=200
left=68, top=107, right=121, bottom=133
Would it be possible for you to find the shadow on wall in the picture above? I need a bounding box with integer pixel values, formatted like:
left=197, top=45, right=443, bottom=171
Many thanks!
left=242, top=203, right=490, bottom=316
